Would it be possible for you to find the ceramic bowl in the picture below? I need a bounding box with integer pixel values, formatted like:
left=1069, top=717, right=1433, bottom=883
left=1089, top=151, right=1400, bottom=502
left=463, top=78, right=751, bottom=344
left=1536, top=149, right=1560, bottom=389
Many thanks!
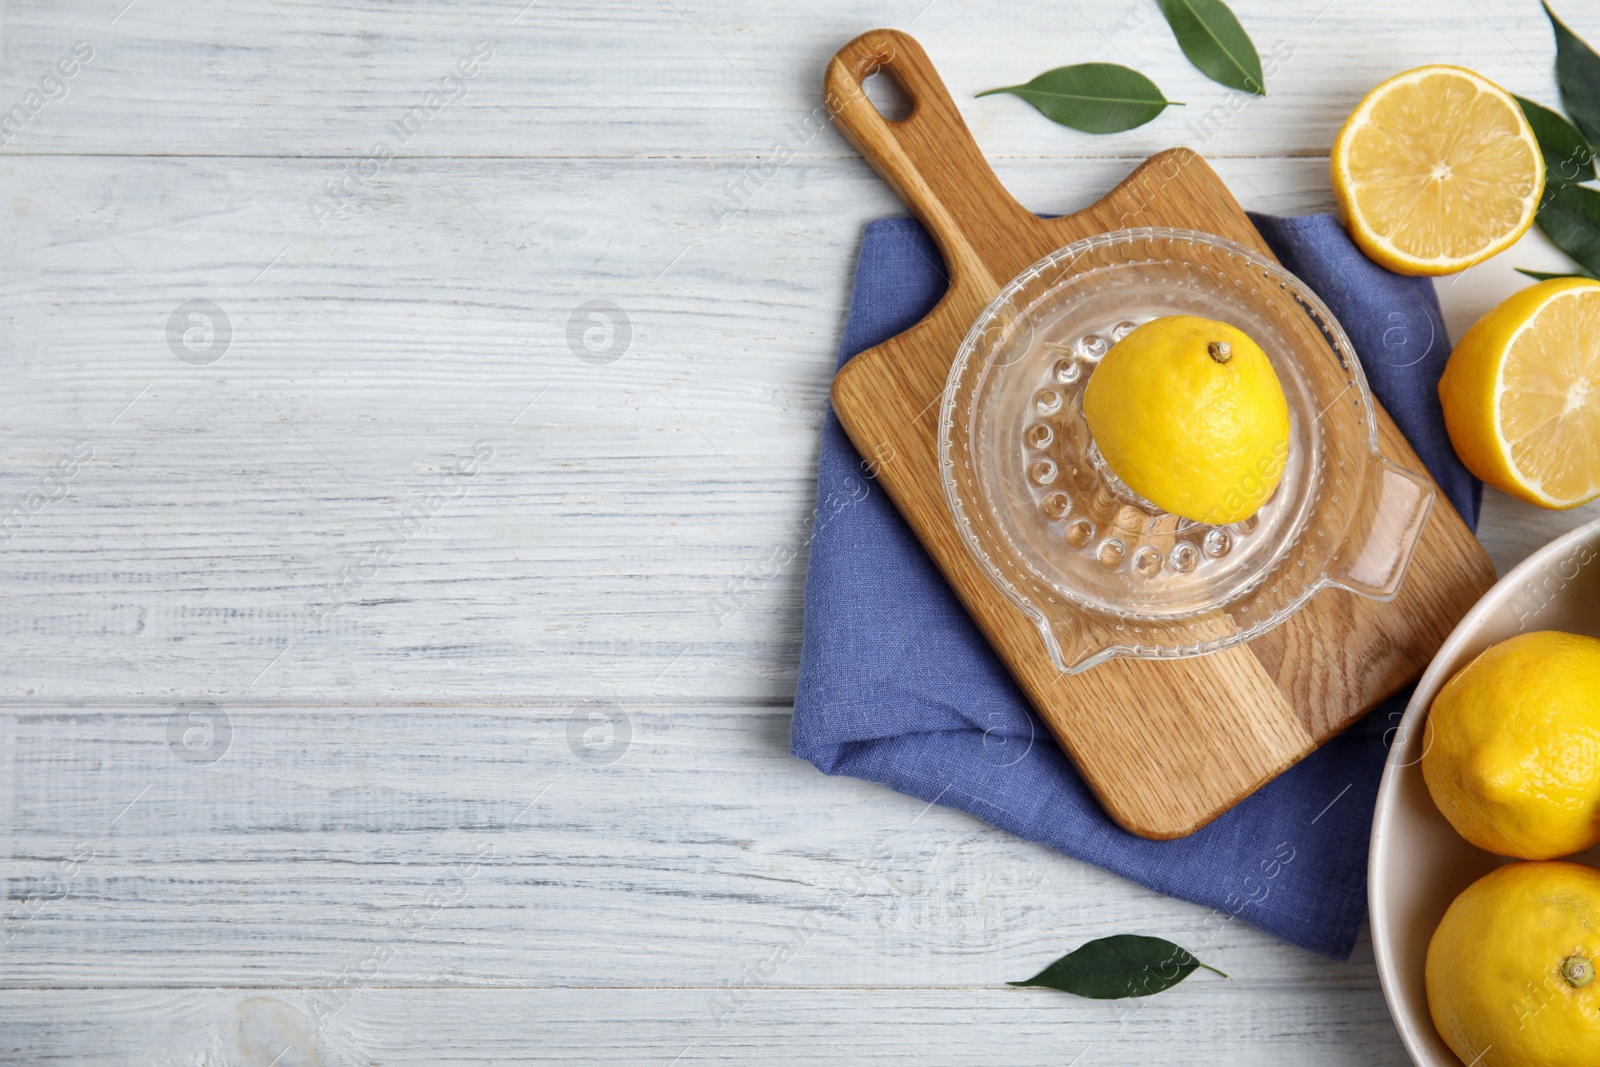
left=1369, top=515, right=1600, bottom=1066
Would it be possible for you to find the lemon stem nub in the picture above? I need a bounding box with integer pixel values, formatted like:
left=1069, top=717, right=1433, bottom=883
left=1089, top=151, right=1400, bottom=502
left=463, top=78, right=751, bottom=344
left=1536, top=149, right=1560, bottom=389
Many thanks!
left=1208, top=341, right=1232, bottom=364
left=1562, top=955, right=1595, bottom=988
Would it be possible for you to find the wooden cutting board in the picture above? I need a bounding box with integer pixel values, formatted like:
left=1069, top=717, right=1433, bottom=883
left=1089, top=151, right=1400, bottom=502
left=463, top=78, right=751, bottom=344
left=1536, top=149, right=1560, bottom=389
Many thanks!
left=824, top=28, right=1497, bottom=839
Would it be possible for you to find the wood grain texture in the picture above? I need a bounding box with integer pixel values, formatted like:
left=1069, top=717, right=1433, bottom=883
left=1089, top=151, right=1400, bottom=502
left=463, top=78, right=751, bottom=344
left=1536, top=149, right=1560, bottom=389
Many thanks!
left=0, top=988, right=1412, bottom=1066
left=824, top=29, right=1494, bottom=839
left=0, top=707, right=1383, bottom=990
left=0, top=0, right=1595, bottom=161
left=0, top=150, right=1585, bottom=707
left=2, top=0, right=1598, bottom=1062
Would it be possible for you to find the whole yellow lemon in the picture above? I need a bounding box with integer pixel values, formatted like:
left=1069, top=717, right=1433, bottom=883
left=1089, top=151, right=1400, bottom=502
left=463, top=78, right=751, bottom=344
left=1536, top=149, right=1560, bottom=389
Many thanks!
left=1422, top=630, right=1600, bottom=860
left=1427, top=861, right=1600, bottom=1067
left=1081, top=315, right=1290, bottom=525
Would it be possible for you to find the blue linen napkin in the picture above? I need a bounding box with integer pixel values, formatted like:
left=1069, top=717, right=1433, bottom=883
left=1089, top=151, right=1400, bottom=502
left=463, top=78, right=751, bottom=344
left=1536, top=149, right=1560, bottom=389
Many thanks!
left=792, top=212, right=1481, bottom=960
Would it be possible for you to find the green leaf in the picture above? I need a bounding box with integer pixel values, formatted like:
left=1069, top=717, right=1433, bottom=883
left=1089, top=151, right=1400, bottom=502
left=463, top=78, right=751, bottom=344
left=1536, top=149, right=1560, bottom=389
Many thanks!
left=1516, top=267, right=1598, bottom=281
left=1007, top=934, right=1226, bottom=999
left=1545, top=2, right=1600, bottom=149
left=1156, top=0, right=1266, bottom=95
left=977, top=64, right=1181, bottom=134
left=1537, top=180, right=1600, bottom=276
left=1517, top=95, right=1596, bottom=194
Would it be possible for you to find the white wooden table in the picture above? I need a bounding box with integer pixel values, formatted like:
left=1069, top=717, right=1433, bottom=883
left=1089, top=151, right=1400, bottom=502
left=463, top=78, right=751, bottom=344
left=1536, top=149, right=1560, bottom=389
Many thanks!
left=3, top=1, right=1597, bottom=1062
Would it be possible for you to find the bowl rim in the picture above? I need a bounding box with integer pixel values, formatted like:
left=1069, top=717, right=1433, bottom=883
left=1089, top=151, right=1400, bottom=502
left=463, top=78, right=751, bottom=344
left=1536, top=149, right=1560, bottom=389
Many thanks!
left=1368, top=513, right=1600, bottom=1066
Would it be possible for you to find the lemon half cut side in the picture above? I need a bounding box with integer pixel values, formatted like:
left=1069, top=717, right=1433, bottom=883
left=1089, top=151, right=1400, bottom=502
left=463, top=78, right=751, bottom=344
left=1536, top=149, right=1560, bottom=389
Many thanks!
left=1332, top=65, right=1543, bottom=276
left=1440, top=278, right=1600, bottom=510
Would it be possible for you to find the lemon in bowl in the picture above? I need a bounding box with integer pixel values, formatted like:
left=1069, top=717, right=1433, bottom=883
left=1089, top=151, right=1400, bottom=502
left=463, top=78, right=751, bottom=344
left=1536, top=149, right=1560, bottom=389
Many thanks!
left=1421, top=630, right=1600, bottom=860
left=1081, top=314, right=1291, bottom=526
left=1427, top=861, right=1600, bottom=1067
left=1369, top=519, right=1600, bottom=1067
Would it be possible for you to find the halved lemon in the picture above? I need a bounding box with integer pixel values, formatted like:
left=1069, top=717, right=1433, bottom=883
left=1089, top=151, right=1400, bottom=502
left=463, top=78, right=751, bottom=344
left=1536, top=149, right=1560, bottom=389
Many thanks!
left=1331, top=65, right=1543, bottom=276
left=1440, top=278, right=1600, bottom=509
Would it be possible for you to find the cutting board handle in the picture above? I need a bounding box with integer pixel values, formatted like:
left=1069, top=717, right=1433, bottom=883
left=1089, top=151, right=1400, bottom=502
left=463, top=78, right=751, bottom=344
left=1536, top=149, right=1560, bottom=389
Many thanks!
left=824, top=29, right=1035, bottom=288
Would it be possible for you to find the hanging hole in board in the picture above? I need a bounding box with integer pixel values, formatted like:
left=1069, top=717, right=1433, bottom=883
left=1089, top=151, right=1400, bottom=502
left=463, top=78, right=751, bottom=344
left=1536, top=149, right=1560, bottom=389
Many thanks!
left=862, top=68, right=912, bottom=122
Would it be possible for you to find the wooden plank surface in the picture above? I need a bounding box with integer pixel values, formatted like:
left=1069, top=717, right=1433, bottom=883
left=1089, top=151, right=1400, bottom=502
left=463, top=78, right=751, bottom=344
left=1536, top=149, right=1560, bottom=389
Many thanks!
left=0, top=989, right=1411, bottom=1066
left=3, top=0, right=1600, bottom=1062
left=0, top=707, right=1382, bottom=988
left=0, top=1, right=1590, bottom=159
left=0, top=153, right=1578, bottom=705
left=0, top=706, right=1406, bottom=1065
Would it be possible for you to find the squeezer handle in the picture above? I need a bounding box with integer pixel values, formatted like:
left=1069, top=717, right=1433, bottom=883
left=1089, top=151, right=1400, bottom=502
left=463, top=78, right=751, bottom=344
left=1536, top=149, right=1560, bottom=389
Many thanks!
left=1329, top=458, right=1435, bottom=602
